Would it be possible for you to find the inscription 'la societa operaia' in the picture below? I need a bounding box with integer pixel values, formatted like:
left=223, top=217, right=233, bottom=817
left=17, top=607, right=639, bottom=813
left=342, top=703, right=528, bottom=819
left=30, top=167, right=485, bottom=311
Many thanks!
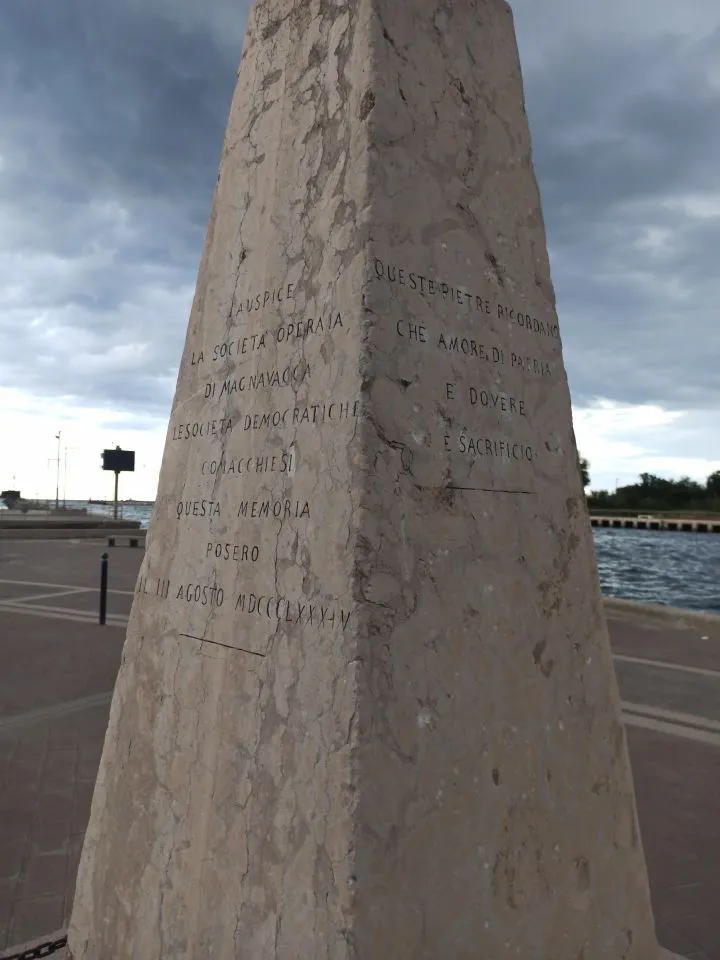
left=189, top=313, right=344, bottom=366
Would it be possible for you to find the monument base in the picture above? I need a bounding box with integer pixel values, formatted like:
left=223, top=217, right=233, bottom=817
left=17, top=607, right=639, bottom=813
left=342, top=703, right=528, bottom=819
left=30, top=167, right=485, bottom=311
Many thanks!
left=0, top=933, right=686, bottom=960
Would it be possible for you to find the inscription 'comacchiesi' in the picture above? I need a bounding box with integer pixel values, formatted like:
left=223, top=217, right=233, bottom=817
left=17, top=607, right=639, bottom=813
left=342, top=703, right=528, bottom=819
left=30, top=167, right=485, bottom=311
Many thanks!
left=201, top=453, right=293, bottom=476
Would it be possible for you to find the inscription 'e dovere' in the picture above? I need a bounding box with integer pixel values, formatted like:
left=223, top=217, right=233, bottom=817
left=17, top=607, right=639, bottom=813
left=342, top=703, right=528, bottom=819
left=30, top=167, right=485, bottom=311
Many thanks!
left=445, top=382, right=527, bottom=417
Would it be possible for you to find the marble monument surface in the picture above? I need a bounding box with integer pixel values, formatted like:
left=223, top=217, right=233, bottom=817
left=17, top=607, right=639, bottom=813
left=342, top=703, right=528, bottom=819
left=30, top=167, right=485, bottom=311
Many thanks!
left=68, top=0, right=667, bottom=956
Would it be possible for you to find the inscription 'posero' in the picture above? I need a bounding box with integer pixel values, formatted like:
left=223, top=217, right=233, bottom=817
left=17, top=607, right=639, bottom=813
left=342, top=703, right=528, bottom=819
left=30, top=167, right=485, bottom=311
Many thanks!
left=172, top=418, right=232, bottom=441
left=206, top=542, right=260, bottom=563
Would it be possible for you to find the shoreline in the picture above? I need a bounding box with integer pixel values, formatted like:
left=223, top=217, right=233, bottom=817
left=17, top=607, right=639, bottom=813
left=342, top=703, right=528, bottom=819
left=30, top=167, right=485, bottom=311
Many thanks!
left=604, top=596, right=720, bottom=627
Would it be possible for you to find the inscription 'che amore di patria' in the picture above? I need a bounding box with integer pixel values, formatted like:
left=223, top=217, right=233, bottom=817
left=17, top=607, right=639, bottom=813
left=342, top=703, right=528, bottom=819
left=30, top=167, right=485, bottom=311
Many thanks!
left=138, top=254, right=562, bottom=645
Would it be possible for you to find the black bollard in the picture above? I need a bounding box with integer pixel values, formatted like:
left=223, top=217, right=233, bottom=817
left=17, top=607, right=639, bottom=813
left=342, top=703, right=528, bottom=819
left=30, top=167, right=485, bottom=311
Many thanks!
left=99, top=552, right=109, bottom=625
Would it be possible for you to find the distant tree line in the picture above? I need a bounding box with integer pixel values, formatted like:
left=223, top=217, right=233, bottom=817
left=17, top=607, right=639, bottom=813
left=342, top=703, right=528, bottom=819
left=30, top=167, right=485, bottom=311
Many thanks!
left=580, top=459, right=720, bottom=513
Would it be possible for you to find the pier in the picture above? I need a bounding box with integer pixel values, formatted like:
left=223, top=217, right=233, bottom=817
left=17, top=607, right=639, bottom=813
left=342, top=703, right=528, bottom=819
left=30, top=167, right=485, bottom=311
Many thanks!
left=590, top=515, right=720, bottom=533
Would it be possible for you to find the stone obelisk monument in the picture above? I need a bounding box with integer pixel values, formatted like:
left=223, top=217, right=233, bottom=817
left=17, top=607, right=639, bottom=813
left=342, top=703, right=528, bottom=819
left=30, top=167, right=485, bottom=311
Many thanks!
left=68, top=1, right=667, bottom=957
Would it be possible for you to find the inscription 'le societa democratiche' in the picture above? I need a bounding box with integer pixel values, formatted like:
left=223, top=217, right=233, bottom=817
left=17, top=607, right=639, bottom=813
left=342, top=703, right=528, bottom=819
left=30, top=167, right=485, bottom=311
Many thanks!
left=172, top=401, right=359, bottom=441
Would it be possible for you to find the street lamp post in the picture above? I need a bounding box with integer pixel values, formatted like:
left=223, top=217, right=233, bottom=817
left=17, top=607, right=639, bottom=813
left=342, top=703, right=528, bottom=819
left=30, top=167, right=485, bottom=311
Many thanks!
left=63, top=446, right=78, bottom=508
left=55, top=432, right=61, bottom=511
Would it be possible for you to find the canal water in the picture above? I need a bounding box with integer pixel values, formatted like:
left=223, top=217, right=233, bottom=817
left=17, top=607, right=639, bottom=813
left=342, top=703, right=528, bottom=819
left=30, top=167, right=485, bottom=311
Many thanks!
left=86, top=503, right=720, bottom=615
left=593, top=527, right=720, bottom=614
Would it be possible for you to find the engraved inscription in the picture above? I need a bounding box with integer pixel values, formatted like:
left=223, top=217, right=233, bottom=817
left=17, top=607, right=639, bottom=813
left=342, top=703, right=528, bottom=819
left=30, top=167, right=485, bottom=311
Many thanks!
left=201, top=452, right=294, bottom=477
left=234, top=592, right=352, bottom=632
left=159, top=249, right=561, bottom=656
left=374, top=256, right=560, bottom=339
left=241, top=400, right=360, bottom=433
left=237, top=499, right=310, bottom=520
left=172, top=418, right=233, bottom=441
left=175, top=583, right=225, bottom=607
left=467, top=386, right=526, bottom=417
left=450, top=435, right=535, bottom=462
left=204, top=362, right=310, bottom=400
left=190, top=312, right=345, bottom=367
left=396, top=323, right=552, bottom=377
left=176, top=500, right=221, bottom=519
left=232, top=282, right=295, bottom=318
left=205, top=542, right=260, bottom=563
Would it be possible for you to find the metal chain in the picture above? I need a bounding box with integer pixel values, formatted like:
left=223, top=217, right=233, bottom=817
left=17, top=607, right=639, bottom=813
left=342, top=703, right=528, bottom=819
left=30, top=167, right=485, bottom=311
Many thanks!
left=2, top=935, right=68, bottom=959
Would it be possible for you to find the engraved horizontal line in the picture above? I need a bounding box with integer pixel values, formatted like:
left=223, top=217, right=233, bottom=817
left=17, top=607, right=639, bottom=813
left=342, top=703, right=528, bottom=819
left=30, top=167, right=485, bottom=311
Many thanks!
left=179, top=633, right=266, bottom=658
left=415, top=484, right=536, bottom=495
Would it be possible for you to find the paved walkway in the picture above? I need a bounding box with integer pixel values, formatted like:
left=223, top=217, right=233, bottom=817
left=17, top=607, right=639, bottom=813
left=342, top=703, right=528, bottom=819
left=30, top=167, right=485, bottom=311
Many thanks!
left=0, top=541, right=719, bottom=956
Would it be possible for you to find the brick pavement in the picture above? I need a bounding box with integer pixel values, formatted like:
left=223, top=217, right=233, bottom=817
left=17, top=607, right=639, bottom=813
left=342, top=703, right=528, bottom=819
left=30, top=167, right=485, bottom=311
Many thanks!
left=0, top=541, right=719, bottom=956
left=629, top=726, right=720, bottom=960
left=0, top=700, right=108, bottom=951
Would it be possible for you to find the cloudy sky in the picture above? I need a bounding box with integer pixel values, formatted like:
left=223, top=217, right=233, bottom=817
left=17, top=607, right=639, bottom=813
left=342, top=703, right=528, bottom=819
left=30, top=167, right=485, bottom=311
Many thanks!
left=0, top=0, right=718, bottom=500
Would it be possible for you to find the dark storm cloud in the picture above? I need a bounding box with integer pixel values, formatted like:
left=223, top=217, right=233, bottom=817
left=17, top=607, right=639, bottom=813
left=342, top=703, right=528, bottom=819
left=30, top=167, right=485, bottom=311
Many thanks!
left=0, top=0, right=247, bottom=414
left=0, top=0, right=718, bottom=421
left=517, top=24, right=720, bottom=410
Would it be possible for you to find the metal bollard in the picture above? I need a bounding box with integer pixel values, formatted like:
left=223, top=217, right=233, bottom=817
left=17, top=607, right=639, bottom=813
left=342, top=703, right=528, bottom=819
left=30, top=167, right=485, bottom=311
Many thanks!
left=99, top=552, right=109, bottom=625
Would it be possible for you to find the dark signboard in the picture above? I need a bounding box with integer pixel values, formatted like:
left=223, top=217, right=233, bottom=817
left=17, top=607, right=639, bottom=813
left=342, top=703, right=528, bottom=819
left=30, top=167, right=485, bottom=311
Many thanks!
left=102, top=449, right=135, bottom=473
